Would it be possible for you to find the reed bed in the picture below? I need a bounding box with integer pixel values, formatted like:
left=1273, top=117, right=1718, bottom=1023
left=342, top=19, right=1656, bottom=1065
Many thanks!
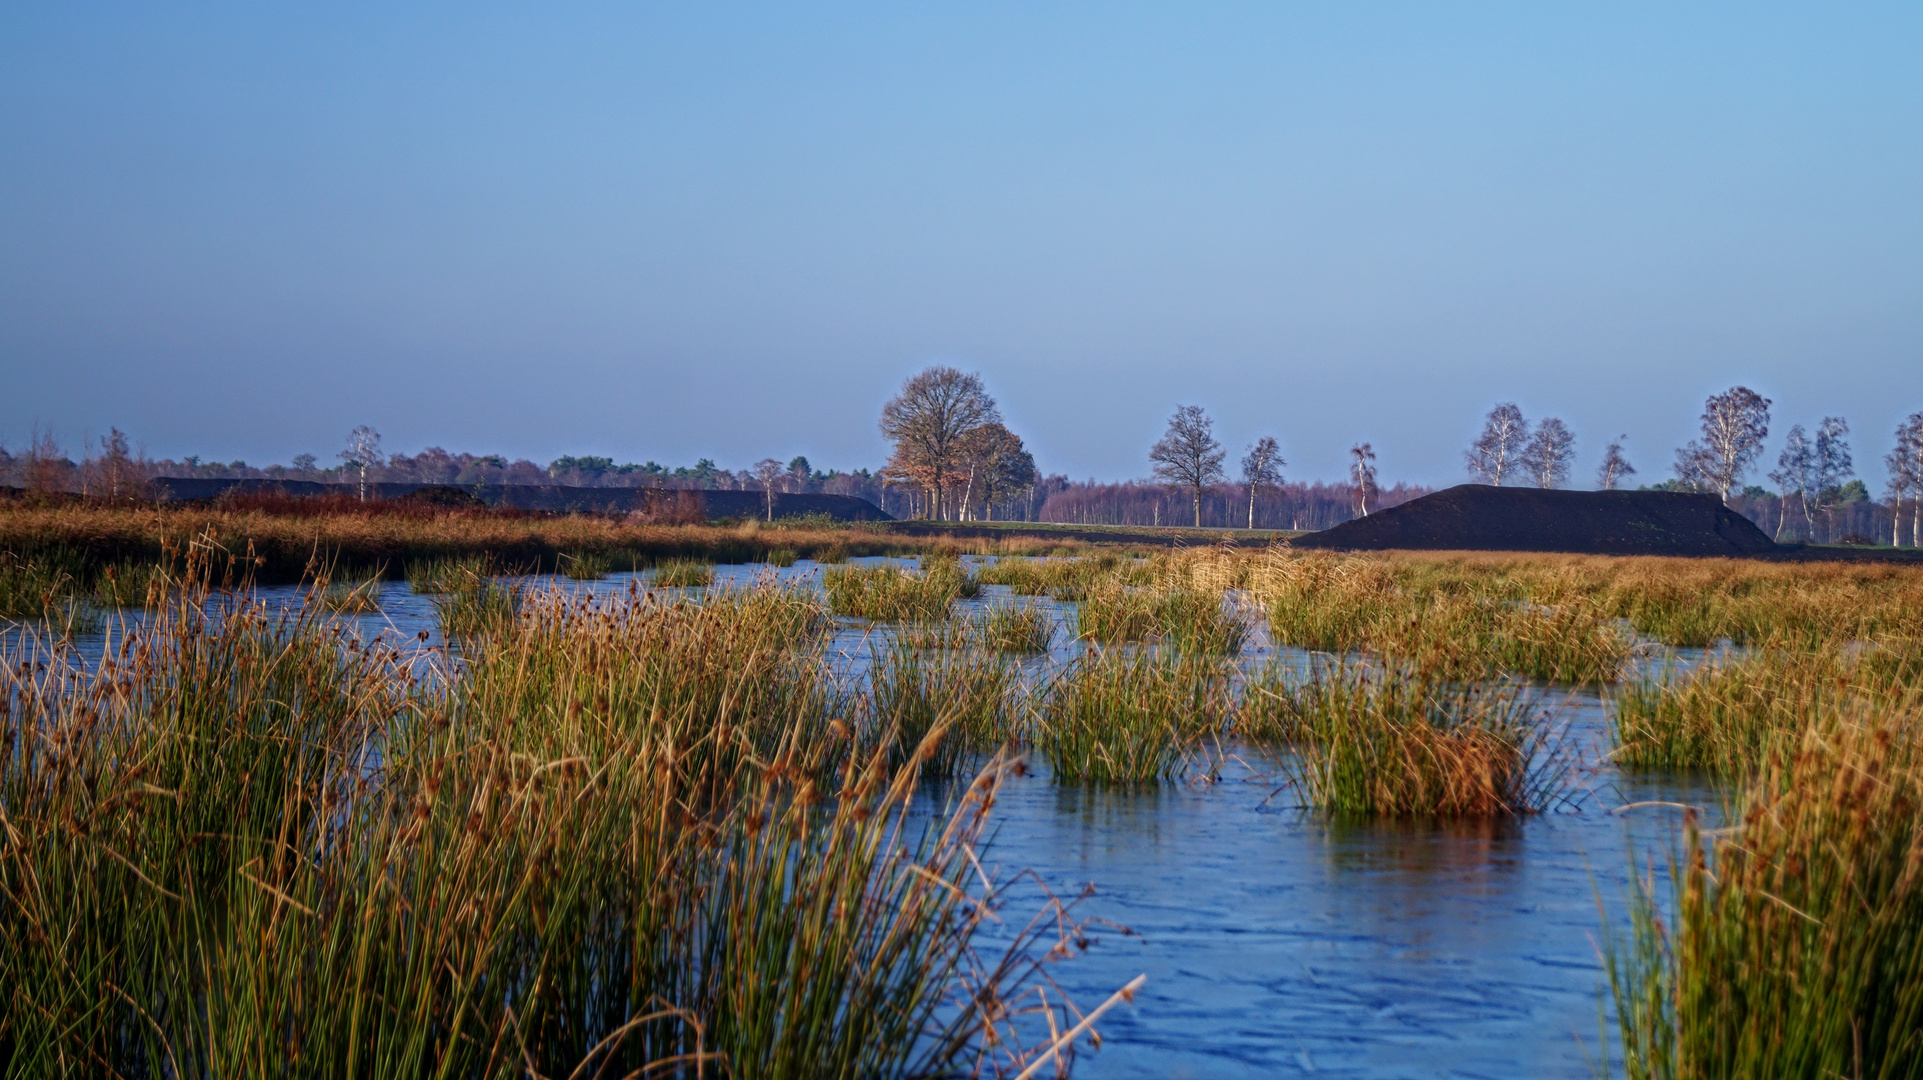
left=765, top=546, right=799, bottom=567
left=1077, top=586, right=1249, bottom=655
left=869, top=644, right=1024, bottom=776
left=897, top=603, right=1057, bottom=654
left=559, top=548, right=614, bottom=579
left=311, top=573, right=384, bottom=613
left=0, top=579, right=1106, bottom=1077
left=976, top=553, right=1149, bottom=598
left=1608, top=700, right=1923, bottom=1079
left=405, top=553, right=494, bottom=593
left=1610, top=638, right=1923, bottom=775
left=0, top=502, right=1088, bottom=588
left=651, top=558, right=715, bottom=588
left=1254, top=552, right=1634, bottom=683
left=1253, top=665, right=1572, bottom=817
left=1033, top=650, right=1230, bottom=785
left=824, top=563, right=969, bottom=622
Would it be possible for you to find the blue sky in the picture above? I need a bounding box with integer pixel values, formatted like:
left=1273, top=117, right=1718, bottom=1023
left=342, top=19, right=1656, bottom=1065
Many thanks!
left=3, top=3, right=1919, bottom=488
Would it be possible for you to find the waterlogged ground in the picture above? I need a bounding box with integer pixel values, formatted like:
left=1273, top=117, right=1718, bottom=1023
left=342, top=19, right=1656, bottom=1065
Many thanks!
left=4, top=555, right=1723, bottom=1079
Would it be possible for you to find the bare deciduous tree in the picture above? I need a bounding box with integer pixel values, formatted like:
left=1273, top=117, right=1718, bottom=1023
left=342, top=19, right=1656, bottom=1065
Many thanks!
left=752, top=458, right=785, bottom=520
left=1465, top=403, right=1528, bottom=486
left=1674, top=386, right=1770, bottom=502
left=1240, top=436, right=1284, bottom=529
left=878, top=366, right=1000, bottom=520
left=1348, top=443, right=1378, bottom=516
left=1149, top=404, right=1226, bottom=527
left=1769, top=424, right=1815, bottom=541
left=1810, top=416, right=1854, bottom=542
left=82, top=428, right=146, bottom=501
left=339, top=425, right=383, bottom=501
left=957, top=423, right=1035, bottom=521
left=1885, top=412, right=1923, bottom=548
left=1521, top=417, right=1575, bottom=489
left=1596, top=437, right=1636, bottom=490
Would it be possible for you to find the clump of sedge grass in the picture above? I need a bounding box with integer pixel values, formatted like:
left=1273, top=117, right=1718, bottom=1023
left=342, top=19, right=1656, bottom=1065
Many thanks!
left=1034, top=649, right=1229, bottom=785
left=1608, top=702, right=1923, bottom=1079
left=312, top=573, right=383, bottom=613
left=765, top=546, right=798, bottom=568
left=824, top=563, right=962, bottom=622
left=435, top=579, right=521, bottom=639
left=652, top=558, right=715, bottom=588
left=90, top=560, right=170, bottom=608
left=898, top=604, right=1055, bottom=654
left=869, top=643, right=1022, bottom=776
left=1262, top=665, right=1572, bottom=817
left=559, top=549, right=613, bottom=580
left=406, top=554, right=493, bottom=593
left=1077, top=586, right=1248, bottom=655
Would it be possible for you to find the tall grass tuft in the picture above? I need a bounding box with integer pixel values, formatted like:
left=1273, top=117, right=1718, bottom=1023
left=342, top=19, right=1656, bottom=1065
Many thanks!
left=0, top=585, right=1109, bottom=1078
left=1034, top=649, right=1229, bottom=785
left=824, top=563, right=962, bottom=622
left=1261, top=666, right=1572, bottom=817
left=869, top=643, right=1023, bottom=776
left=1608, top=701, right=1923, bottom=1079
left=434, top=579, right=521, bottom=639
left=559, top=548, right=613, bottom=579
left=652, top=558, right=715, bottom=588
left=406, top=553, right=493, bottom=593
left=1610, top=640, right=1922, bottom=775
left=311, top=572, right=384, bottom=613
left=1077, top=586, right=1248, bottom=654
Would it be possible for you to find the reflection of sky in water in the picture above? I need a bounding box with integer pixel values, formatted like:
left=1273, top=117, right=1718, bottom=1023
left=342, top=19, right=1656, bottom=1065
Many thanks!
left=4, top=553, right=1728, bottom=1078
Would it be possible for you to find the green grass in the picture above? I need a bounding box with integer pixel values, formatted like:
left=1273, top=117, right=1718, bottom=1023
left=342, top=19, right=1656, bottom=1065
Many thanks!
left=651, top=558, right=715, bottom=588
left=311, top=574, right=384, bottom=613
left=823, top=563, right=965, bottom=622
left=766, top=546, right=799, bottom=568
left=1033, top=649, right=1229, bottom=785
left=434, top=579, right=521, bottom=639
left=558, top=548, right=613, bottom=579
left=405, top=554, right=494, bottom=593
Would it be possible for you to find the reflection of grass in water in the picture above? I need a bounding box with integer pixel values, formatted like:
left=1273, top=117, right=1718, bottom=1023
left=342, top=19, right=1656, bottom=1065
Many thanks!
left=651, top=559, right=714, bottom=587
left=1609, top=698, right=1923, bottom=1079
left=1249, top=664, right=1573, bottom=818
left=1034, top=649, right=1229, bottom=785
left=0, top=584, right=1100, bottom=1078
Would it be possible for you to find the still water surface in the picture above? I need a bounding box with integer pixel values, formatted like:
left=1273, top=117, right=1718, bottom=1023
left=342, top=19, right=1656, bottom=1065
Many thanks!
left=6, top=556, right=1719, bottom=1078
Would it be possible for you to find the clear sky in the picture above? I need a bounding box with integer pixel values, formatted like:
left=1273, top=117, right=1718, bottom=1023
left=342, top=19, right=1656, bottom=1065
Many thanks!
left=4, top=3, right=1919, bottom=489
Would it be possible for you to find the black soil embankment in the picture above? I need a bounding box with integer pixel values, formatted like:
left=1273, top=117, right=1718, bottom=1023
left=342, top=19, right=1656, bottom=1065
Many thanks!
left=1290, top=484, right=1778, bottom=557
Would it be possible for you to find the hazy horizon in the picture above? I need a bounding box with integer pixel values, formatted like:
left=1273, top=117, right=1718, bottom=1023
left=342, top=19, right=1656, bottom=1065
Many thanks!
left=5, top=4, right=1919, bottom=489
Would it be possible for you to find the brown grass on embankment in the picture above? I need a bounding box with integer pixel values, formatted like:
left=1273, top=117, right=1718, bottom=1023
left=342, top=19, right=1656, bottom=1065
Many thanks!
left=0, top=502, right=1098, bottom=583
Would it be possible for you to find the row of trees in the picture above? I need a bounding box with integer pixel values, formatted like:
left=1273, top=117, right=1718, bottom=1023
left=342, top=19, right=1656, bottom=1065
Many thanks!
left=1458, top=387, right=1923, bottom=546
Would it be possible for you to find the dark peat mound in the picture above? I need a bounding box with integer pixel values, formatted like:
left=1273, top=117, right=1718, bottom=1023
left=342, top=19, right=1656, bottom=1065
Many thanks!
left=1291, top=484, right=1776, bottom=556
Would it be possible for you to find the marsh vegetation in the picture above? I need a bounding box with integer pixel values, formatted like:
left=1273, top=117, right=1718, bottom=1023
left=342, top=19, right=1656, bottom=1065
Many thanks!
left=5, top=526, right=1923, bottom=1075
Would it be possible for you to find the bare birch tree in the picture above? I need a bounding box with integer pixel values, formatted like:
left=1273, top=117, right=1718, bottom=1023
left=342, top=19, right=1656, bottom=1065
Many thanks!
left=1596, top=437, right=1636, bottom=490
left=1521, top=417, right=1575, bottom=489
left=1811, top=416, right=1853, bottom=543
left=1349, top=442, right=1378, bottom=516
left=339, top=425, right=383, bottom=501
left=1769, top=424, right=1816, bottom=542
left=752, top=458, right=785, bottom=521
left=1240, top=436, right=1284, bottom=529
left=878, top=366, right=1000, bottom=520
left=1149, top=404, right=1226, bottom=527
left=1465, top=403, right=1528, bottom=485
left=1885, top=412, right=1923, bottom=548
left=1673, top=386, right=1770, bottom=502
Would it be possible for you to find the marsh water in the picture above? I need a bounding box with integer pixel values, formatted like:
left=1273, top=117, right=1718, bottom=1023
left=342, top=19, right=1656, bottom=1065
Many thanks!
left=7, top=555, right=1723, bottom=1079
